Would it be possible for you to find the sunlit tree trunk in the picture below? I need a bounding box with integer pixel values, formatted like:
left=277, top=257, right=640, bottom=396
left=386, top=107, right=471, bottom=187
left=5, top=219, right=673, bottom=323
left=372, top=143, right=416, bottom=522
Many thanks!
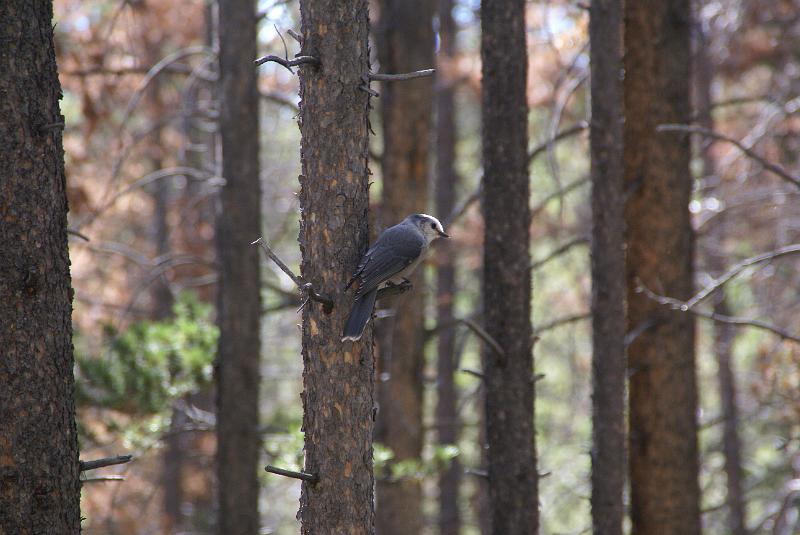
left=589, top=1, right=626, bottom=534
left=624, top=1, right=701, bottom=534
left=374, top=0, right=434, bottom=533
left=0, top=1, right=81, bottom=531
left=215, top=0, right=262, bottom=531
left=296, top=1, right=375, bottom=532
left=435, top=0, right=462, bottom=532
left=481, top=0, right=538, bottom=532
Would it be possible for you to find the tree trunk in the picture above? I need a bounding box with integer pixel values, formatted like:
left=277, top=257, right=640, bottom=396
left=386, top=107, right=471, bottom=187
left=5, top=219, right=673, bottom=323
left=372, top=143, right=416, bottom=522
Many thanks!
left=0, top=1, right=81, bottom=532
left=295, top=1, right=375, bottom=533
left=215, top=0, right=262, bottom=532
left=693, top=19, right=747, bottom=535
left=374, top=0, right=434, bottom=533
left=481, top=0, right=538, bottom=533
left=588, top=1, right=626, bottom=534
left=624, top=1, right=701, bottom=534
left=435, top=0, right=461, bottom=532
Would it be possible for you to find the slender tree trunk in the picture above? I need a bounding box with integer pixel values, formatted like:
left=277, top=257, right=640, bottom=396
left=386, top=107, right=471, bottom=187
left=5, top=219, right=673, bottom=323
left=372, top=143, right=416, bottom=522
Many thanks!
left=0, top=1, right=81, bottom=532
left=624, top=1, right=701, bottom=534
left=693, top=19, right=747, bottom=534
left=374, top=1, right=434, bottom=532
left=215, top=0, right=262, bottom=532
left=435, top=0, right=461, bottom=532
left=589, top=1, right=626, bottom=534
left=295, top=1, right=375, bottom=533
left=481, top=0, right=537, bottom=532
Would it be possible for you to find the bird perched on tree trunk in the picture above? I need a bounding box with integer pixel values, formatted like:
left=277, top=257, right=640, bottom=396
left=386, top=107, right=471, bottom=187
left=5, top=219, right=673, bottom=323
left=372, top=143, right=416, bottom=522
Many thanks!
left=342, top=214, right=449, bottom=342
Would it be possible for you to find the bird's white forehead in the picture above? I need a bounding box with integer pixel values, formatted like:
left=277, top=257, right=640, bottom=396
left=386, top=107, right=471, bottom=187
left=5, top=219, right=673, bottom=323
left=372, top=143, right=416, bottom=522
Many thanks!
left=417, top=213, right=443, bottom=228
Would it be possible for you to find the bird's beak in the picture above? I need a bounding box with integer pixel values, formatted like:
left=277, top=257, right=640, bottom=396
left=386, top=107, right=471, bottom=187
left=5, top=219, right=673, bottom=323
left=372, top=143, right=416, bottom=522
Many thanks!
left=438, top=230, right=450, bottom=239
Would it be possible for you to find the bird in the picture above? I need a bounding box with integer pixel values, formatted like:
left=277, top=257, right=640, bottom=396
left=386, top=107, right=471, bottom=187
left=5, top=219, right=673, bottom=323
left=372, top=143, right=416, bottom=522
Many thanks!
left=341, top=213, right=449, bottom=342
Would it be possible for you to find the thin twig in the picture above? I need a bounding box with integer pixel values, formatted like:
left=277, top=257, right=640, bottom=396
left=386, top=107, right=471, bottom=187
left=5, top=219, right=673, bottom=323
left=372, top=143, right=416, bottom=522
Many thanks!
left=531, top=176, right=589, bottom=218
left=82, top=475, right=126, bottom=483
left=528, top=121, right=588, bottom=164
left=637, top=283, right=800, bottom=344
left=251, top=237, right=334, bottom=311
left=274, top=24, right=293, bottom=73
left=254, top=55, right=320, bottom=71
left=684, top=244, right=800, bottom=309
left=265, top=465, right=319, bottom=483
left=79, top=455, right=133, bottom=472
left=461, top=318, right=505, bottom=359
left=67, top=228, right=90, bottom=241
left=531, top=235, right=589, bottom=270
left=534, top=313, right=590, bottom=336
left=369, top=69, right=436, bottom=82
left=657, top=124, right=800, bottom=189
left=460, top=368, right=485, bottom=380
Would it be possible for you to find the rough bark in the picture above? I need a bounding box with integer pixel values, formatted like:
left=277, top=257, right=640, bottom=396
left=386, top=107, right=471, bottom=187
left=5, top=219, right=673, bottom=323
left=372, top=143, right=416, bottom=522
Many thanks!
left=0, top=1, right=81, bottom=532
left=215, top=0, right=262, bottom=532
left=296, top=1, right=375, bottom=533
left=694, top=20, right=747, bottom=534
left=624, top=1, right=701, bottom=534
left=374, top=0, right=434, bottom=533
left=589, top=1, right=626, bottom=534
left=434, top=0, right=461, bottom=532
left=481, top=0, right=538, bottom=532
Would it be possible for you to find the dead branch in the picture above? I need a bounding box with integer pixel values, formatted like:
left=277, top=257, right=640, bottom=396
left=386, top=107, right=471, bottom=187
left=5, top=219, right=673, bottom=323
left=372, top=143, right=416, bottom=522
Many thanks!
left=254, top=54, right=319, bottom=72
left=657, top=124, right=800, bottom=190
left=534, top=313, right=590, bottom=336
left=531, top=235, right=589, bottom=270
left=528, top=121, right=588, bottom=164
left=265, top=465, right=319, bottom=483
left=79, top=455, right=133, bottom=472
left=82, top=475, right=126, bottom=483
left=251, top=237, right=334, bottom=312
left=531, top=176, right=589, bottom=218
left=636, top=281, right=800, bottom=344
left=460, top=368, right=485, bottom=380
left=369, top=69, right=435, bottom=82
left=460, top=318, right=505, bottom=359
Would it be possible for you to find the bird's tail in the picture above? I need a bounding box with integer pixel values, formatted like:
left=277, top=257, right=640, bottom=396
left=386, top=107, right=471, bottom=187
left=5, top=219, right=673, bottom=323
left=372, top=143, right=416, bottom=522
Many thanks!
left=341, top=288, right=378, bottom=342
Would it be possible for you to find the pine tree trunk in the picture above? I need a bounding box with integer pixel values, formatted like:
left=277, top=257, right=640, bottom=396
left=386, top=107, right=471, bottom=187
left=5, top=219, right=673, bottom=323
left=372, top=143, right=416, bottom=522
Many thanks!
left=0, top=1, right=81, bottom=532
left=588, top=1, right=626, bottom=534
left=624, top=1, right=701, bottom=533
left=374, top=1, right=434, bottom=532
left=215, top=0, right=262, bottom=531
left=435, top=0, right=461, bottom=532
left=296, top=1, right=375, bottom=533
left=481, top=0, right=538, bottom=532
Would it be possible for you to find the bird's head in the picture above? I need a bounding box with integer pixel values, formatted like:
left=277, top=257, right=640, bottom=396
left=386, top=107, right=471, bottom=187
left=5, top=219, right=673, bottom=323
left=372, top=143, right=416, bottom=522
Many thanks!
left=407, top=213, right=449, bottom=242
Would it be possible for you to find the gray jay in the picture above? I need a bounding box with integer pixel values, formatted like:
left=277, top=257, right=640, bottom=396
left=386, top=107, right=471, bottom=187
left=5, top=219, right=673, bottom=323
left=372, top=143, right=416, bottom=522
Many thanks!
left=341, top=213, right=449, bottom=342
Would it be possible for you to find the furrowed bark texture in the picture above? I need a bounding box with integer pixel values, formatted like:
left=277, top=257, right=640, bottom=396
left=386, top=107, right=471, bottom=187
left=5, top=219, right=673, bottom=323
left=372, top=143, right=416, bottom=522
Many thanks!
left=296, top=1, right=375, bottom=533
left=374, top=0, right=434, bottom=532
left=481, top=0, right=538, bottom=532
left=589, top=1, right=626, bottom=534
left=434, top=0, right=461, bottom=532
left=215, top=0, right=262, bottom=532
left=624, top=1, right=701, bottom=533
left=694, top=21, right=747, bottom=534
left=0, top=1, right=81, bottom=532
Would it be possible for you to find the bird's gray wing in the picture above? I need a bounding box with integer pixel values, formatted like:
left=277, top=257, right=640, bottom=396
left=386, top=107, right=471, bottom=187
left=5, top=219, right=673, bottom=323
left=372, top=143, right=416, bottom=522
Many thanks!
left=351, top=224, right=424, bottom=297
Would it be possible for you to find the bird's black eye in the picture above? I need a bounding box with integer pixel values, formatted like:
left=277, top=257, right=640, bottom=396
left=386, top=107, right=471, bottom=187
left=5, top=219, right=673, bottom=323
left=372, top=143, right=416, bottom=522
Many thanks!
left=430, top=223, right=436, bottom=229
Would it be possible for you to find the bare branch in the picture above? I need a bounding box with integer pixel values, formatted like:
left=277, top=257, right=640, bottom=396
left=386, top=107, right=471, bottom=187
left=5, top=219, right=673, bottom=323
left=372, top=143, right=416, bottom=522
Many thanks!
left=531, top=235, right=589, bottom=270
left=443, top=181, right=482, bottom=228
left=251, top=237, right=334, bottom=312
left=685, top=244, right=800, bottom=309
left=265, top=465, right=319, bottom=483
left=531, top=176, right=589, bottom=218
left=460, top=368, right=485, bottom=380
left=369, top=69, right=435, bottom=82
left=82, top=475, right=126, bottom=483
left=67, top=228, right=90, bottom=241
left=79, top=455, right=133, bottom=472
left=657, top=124, right=800, bottom=190
left=254, top=55, right=320, bottom=72
left=636, top=282, right=800, bottom=344
left=528, top=121, right=588, bottom=164
left=534, top=313, right=590, bottom=336
left=461, top=318, right=505, bottom=359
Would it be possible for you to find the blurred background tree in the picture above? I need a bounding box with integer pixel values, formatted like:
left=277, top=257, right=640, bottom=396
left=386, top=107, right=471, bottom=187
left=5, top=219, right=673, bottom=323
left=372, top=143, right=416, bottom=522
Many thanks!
left=48, top=0, right=800, bottom=533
